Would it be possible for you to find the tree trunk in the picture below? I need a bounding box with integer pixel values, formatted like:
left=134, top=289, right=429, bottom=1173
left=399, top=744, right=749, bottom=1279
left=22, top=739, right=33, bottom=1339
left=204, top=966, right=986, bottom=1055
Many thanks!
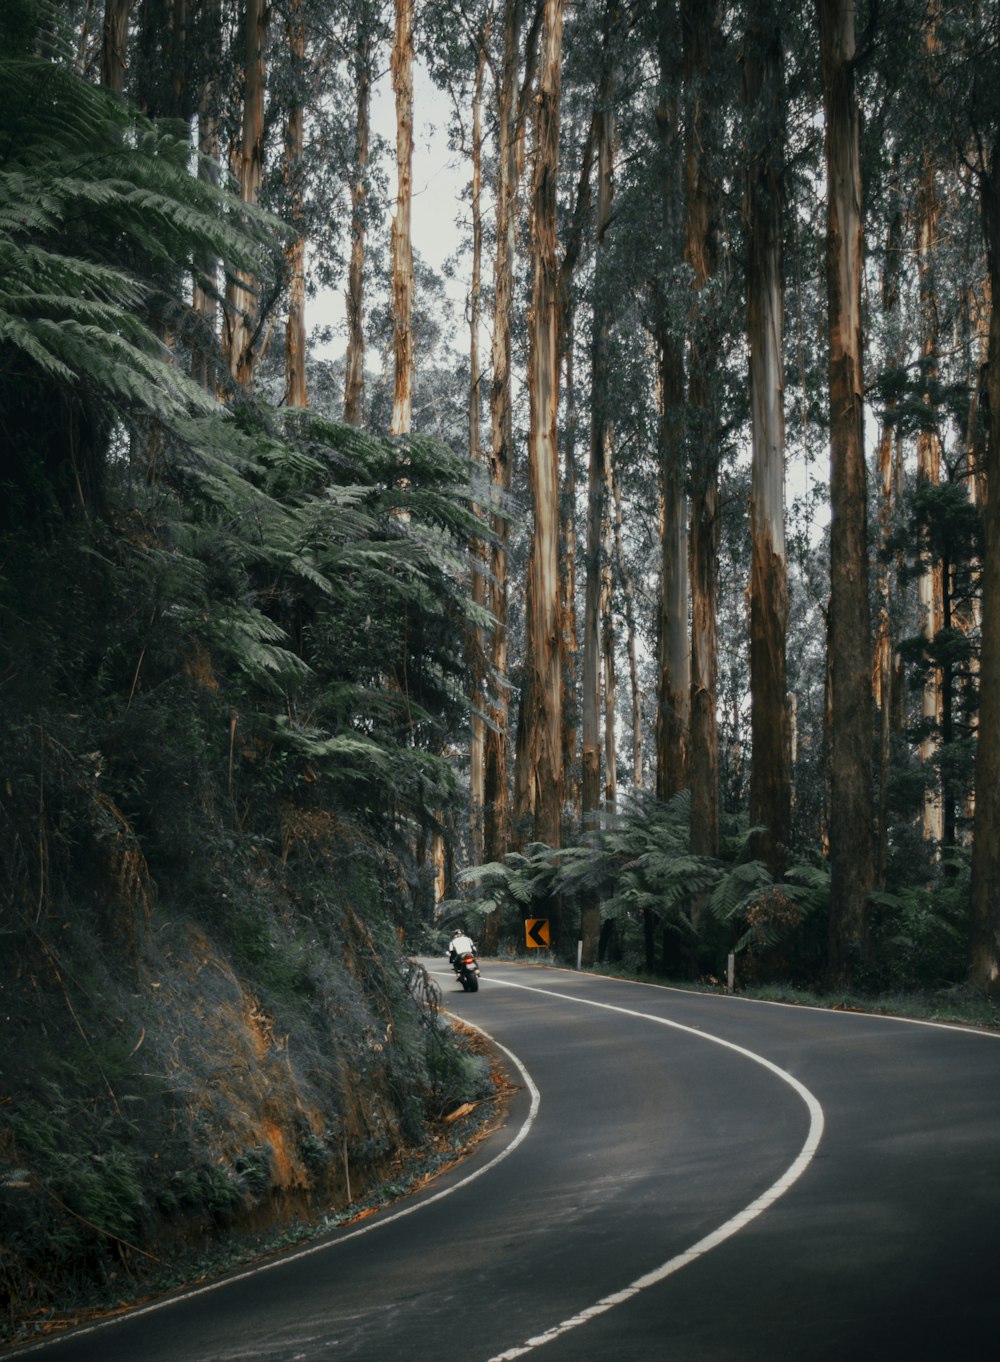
left=101, top=0, right=131, bottom=91
left=743, top=1, right=790, bottom=879
left=654, top=0, right=689, bottom=804
left=468, top=40, right=488, bottom=869
left=613, top=472, right=643, bottom=789
left=283, top=0, right=308, bottom=410
left=482, top=0, right=526, bottom=875
left=682, top=0, right=721, bottom=865
left=875, top=432, right=903, bottom=887
left=916, top=157, right=944, bottom=843
left=656, top=364, right=690, bottom=803
left=600, top=449, right=617, bottom=815
left=561, top=299, right=580, bottom=823
left=970, top=138, right=1000, bottom=997
left=191, top=0, right=221, bottom=392
left=818, top=0, right=875, bottom=982
left=224, top=0, right=268, bottom=389
left=343, top=19, right=373, bottom=426
left=523, top=0, right=564, bottom=868
left=134, top=0, right=187, bottom=118
left=873, top=167, right=904, bottom=888
left=390, top=0, right=414, bottom=436
left=582, top=7, right=617, bottom=851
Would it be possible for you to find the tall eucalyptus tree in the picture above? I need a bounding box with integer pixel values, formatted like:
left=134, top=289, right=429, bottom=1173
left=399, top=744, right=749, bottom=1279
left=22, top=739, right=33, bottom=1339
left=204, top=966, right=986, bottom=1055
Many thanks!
left=953, top=3, right=1000, bottom=995
left=284, top=0, right=308, bottom=408
left=682, top=0, right=723, bottom=866
left=580, top=0, right=623, bottom=962
left=390, top=0, right=415, bottom=435
left=484, top=0, right=537, bottom=867
left=343, top=1, right=385, bottom=426
left=520, top=0, right=566, bottom=876
left=224, top=0, right=269, bottom=387
left=653, top=0, right=690, bottom=807
left=818, top=0, right=875, bottom=981
left=743, top=0, right=790, bottom=879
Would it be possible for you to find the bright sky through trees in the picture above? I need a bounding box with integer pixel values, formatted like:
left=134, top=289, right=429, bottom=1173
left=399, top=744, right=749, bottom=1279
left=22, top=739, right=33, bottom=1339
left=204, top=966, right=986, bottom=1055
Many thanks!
left=315, top=58, right=467, bottom=359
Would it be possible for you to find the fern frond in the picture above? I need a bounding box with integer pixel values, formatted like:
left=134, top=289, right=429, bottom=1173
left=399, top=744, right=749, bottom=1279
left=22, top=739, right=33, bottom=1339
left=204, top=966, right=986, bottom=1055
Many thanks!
left=706, top=860, right=774, bottom=923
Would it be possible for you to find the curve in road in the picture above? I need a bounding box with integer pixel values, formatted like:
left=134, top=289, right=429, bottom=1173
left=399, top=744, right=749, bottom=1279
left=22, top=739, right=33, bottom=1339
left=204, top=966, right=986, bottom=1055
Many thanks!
left=473, top=972, right=825, bottom=1361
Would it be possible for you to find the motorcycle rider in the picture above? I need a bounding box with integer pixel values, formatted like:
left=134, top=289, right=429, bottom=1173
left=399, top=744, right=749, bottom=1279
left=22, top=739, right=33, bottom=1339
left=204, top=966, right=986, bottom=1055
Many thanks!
left=447, top=927, right=477, bottom=974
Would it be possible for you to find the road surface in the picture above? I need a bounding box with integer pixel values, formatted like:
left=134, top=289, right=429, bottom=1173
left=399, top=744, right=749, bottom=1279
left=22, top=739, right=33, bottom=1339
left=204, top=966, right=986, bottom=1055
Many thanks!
left=7, top=960, right=999, bottom=1361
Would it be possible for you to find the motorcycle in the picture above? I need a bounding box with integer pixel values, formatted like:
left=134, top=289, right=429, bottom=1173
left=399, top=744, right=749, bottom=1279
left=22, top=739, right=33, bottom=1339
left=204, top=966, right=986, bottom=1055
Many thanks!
left=454, top=951, right=480, bottom=993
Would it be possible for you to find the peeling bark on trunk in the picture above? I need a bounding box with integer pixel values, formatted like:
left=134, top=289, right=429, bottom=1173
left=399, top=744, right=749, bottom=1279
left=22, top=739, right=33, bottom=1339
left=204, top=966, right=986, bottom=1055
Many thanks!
left=682, top=0, right=721, bottom=865
left=283, top=0, right=308, bottom=410
left=970, top=138, right=1000, bottom=997
left=522, top=0, right=564, bottom=869
left=343, top=22, right=373, bottom=426
left=818, top=0, right=874, bottom=982
left=224, top=0, right=268, bottom=389
left=744, top=1, right=790, bottom=879
left=390, top=0, right=414, bottom=436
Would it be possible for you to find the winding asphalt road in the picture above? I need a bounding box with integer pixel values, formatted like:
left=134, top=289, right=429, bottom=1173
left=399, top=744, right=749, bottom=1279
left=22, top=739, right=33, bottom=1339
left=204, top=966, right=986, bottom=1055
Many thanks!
left=8, top=960, right=1000, bottom=1362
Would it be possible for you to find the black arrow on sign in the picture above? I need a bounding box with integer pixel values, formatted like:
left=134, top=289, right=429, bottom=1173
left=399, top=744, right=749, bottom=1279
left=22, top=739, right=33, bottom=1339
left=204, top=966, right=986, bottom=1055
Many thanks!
left=526, top=919, right=549, bottom=948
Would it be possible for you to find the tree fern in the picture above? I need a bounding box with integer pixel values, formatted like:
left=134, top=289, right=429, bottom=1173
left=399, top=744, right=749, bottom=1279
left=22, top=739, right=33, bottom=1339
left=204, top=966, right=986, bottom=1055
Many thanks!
left=0, top=54, right=279, bottom=517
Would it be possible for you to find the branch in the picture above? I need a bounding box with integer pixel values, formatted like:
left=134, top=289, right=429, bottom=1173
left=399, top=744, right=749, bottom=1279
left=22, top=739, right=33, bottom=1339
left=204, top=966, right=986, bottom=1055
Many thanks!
left=558, top=115, right=598, bottom=296
left=516, top=0, right=545, bottom=130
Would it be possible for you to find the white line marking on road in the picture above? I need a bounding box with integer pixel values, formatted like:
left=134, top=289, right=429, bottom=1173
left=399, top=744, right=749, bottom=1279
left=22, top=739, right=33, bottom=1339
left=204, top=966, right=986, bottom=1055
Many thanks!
left=5, top=1022, right=540, bottom=1358
left=465, top=973, right=826, bottom=1362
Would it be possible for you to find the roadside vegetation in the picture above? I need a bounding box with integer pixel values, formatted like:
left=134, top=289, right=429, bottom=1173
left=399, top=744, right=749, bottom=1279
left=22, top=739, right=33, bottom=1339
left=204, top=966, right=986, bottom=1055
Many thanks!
left=455, top=792, right=996, bottom=1030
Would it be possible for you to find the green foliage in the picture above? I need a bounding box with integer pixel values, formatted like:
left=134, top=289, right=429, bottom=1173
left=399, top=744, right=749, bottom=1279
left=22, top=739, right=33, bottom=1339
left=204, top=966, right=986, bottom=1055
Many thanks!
left=490, top=793, right=970, bottom=995
left=424, top=1026, right=492, bottom=1116
left=0, top=56, right=281, bottom=527
left=593, top=794, right=717, bottom=940
left=457, top=794, right=836, bottom=983
left=887, top=471, right=981, bottom=844
left=867, top=852, right=971, bottom=991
